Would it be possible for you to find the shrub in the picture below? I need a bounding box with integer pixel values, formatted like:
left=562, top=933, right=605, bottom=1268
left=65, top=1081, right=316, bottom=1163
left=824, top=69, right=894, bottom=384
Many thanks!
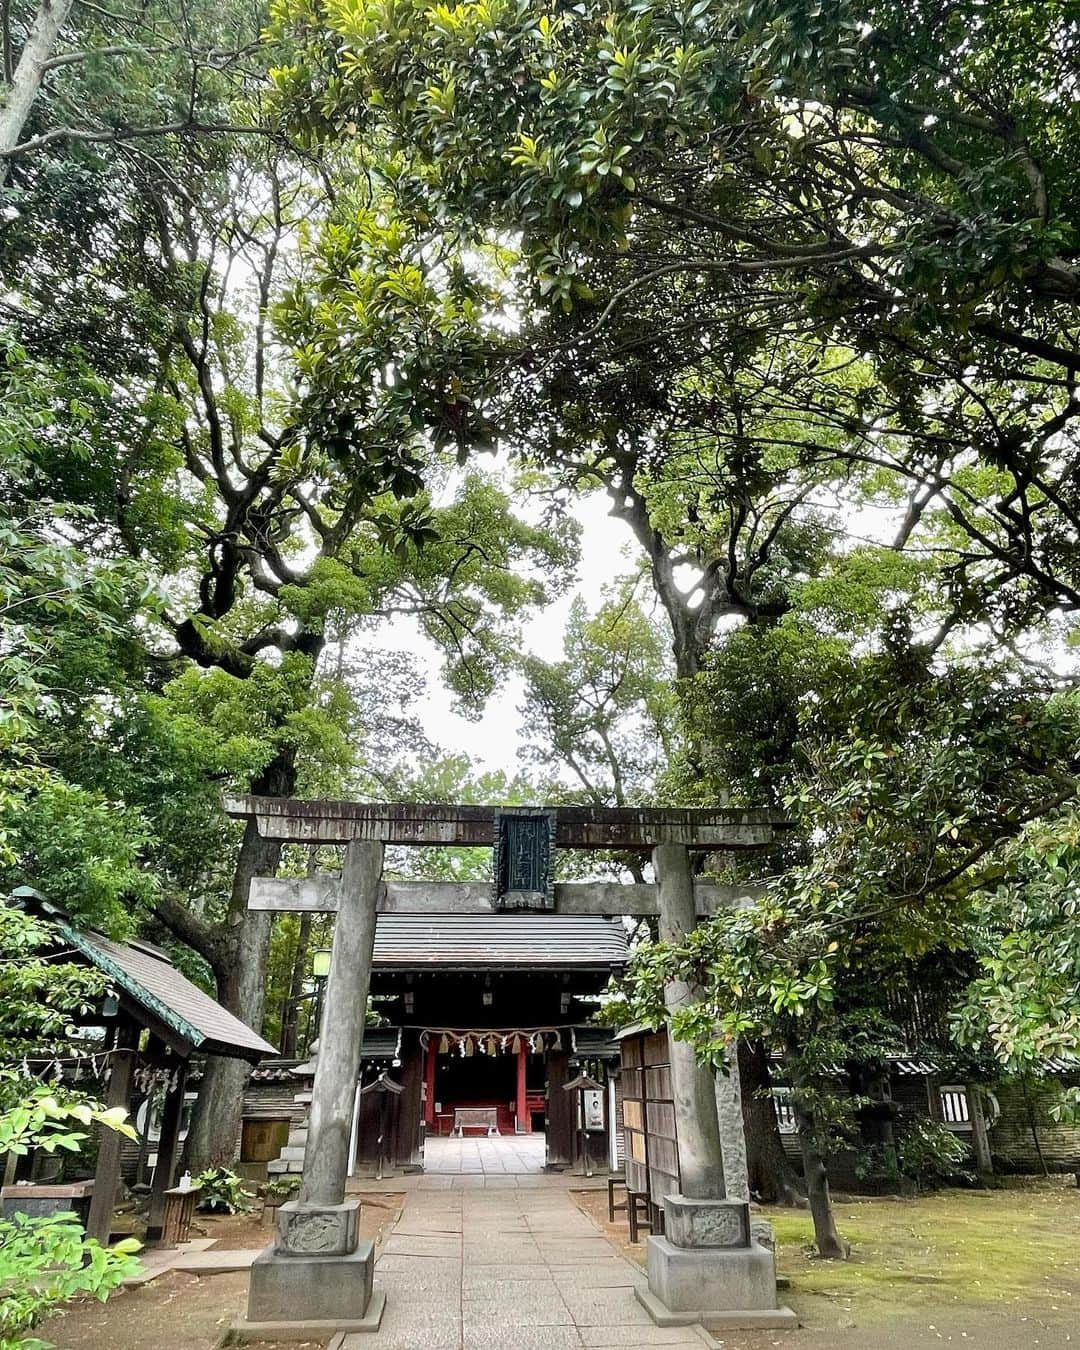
left=856, top=1116, right=971, bottom=1190
left=0, top=1086, right=141, bottom=1350
left=194, top=1166, right=251, bottom=1214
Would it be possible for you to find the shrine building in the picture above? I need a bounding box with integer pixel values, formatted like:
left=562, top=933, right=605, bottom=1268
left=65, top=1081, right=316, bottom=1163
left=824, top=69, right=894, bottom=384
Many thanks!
left=351, top=912, right=628, bottom=1172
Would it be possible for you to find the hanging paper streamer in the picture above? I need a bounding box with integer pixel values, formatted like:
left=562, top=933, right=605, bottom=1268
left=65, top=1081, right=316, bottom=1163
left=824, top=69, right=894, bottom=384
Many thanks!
left=419, top=1027, right=574, bottom=1057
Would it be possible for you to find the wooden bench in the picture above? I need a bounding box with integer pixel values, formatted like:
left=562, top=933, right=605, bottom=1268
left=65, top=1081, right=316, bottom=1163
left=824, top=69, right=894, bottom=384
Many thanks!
left=606, top=1174, right=627, bottom=1223
left=453, top=1107, right=500, bottom=1137
left=627, top=1190, right=655, bottom=1244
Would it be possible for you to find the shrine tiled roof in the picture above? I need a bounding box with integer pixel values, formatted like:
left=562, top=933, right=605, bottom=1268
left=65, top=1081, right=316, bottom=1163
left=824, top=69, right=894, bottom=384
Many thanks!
left=371, top=913, right=629, bottom=970
left=65, top=925, right=277, bottom=1061
left=12, top=889, right=276, bottom=1062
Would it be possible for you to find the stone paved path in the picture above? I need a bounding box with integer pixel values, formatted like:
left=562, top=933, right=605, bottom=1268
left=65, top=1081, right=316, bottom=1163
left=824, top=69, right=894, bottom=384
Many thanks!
left=342, top=1186, right=710, bottom=1350
left=423, top=1132, right=547, bottom=1174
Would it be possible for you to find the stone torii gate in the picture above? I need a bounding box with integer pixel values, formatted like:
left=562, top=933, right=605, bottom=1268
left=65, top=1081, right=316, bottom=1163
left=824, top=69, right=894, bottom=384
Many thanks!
left=226, top=797, right=795, bottom=1338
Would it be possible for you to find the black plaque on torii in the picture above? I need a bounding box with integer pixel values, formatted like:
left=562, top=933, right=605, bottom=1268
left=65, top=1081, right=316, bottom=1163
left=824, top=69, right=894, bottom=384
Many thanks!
left=493, top=808, right=557, bottom=911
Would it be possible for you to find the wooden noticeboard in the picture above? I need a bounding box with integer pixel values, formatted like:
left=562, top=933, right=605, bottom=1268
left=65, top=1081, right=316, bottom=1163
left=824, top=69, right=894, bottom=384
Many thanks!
left=618, top=1029, right=680, bottom=1209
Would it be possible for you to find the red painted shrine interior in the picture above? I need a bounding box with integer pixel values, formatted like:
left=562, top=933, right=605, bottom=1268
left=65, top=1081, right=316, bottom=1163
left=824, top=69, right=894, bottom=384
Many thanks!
left=425, top=1038, right=548, bottom=1135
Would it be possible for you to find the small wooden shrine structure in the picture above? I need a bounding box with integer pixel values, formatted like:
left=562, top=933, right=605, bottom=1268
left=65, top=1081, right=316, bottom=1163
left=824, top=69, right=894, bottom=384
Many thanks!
left=6, top=888, right=274, bottom=1244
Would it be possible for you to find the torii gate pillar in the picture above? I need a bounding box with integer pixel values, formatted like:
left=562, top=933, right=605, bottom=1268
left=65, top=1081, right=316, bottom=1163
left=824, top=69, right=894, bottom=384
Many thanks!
left=246, top=841, right=386, bottom=1335
left=638, top=844, right=795, bottom=1331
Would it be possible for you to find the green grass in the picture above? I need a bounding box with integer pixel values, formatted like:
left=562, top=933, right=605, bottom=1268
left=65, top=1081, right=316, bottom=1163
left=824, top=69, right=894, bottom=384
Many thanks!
left=764, top=1180, right=1080, bottom=1322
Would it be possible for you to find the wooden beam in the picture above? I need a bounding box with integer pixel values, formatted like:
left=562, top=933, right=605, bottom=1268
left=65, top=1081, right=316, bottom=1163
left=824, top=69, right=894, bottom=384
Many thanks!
left=85, top=1020, right=138, bottom=1244
left=248, top=876, right=761, bottom=917
left=224, top=795, right=786, bottom=850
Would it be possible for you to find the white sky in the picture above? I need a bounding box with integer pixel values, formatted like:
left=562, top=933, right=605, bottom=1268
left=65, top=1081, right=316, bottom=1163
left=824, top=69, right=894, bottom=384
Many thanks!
left=379, top=491, right=642, bottom=772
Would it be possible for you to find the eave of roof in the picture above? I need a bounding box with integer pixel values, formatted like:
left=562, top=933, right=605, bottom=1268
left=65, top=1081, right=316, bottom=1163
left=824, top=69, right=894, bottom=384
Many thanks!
left=53, top=917, right=275, bottom=1061
left=370, top=913, right=629, bottom=970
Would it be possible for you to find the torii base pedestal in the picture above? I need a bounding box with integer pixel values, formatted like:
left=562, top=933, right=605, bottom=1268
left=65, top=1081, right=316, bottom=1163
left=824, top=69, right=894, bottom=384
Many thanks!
left=636, top=1195, right=797, bottom=1333
left=240, top=1200, right=385, bottom=1338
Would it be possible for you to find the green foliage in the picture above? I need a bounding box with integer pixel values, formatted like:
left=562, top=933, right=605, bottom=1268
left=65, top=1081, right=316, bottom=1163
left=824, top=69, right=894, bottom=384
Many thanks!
left=0, top=1078, right=136, bottom=1161
left=953, top=810, right=1080, bottom=1071
left=0, top=1086, right=140, bottom=1350
left=262, top=1173, right=301, bottom=1204
left=194, top=1165, right=252, bottom=1214
left=265, top=0, right=1080, bottom=658
left=519, top=583, right=675, bottom=808
left=0, top=903, right=105, bottom=1072
left=622, top=641, right=1080, bottom=1231
left=857, top=1119, right=971, bottom=1191
left=0, top=1211, right=141, bottom=1350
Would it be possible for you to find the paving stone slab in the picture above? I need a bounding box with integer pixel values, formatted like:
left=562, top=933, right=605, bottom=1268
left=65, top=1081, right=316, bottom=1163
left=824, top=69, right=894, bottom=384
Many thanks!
left=463, top=1241, right=543, bottom=1263
left=559, top=1286, right=655, bottom=1328
left=577, top=1328, right=706, bottom=1347
left=537, top=1239, right=621, bottom=1263
left=382, top=1234, right=461, bottom=1257
left=550, top=1265, right=645, bottom=1290
left=463, top=1263, right=562, bottom=1287
left=461, top=1286, right=574, bottom=1326
left=376, top=1253, right=461, bottom=1276
left=461, top=1320, right=585, bottom=1349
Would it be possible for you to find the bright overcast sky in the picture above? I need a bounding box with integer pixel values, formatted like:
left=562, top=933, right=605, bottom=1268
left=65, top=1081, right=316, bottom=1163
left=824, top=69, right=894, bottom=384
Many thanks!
left=379, top=490, right=642, bottom=773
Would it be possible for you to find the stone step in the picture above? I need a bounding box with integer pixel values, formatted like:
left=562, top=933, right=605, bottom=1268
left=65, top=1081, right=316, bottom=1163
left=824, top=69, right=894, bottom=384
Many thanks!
left=268, top=1159, right=305, bottom=1175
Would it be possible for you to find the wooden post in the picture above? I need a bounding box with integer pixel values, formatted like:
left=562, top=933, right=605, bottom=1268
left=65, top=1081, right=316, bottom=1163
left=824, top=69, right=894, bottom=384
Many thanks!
left=299, top=840, right=383, bottom=1208
left=86, top=1019, right=139, bottom=1244
left=146, top=1060, right=189, bottom=1241
left=969, top=1084, right=994, bottom=1177
left=516, top=1045, right=529, bottom=1133
left=424, top=1036, right=437, bottom=1129
left=394, top=1030, right=424, bottom=1169
left=544, top=1049, right=574, bottom=1169
left=653, top=842, right=726, bottom=1200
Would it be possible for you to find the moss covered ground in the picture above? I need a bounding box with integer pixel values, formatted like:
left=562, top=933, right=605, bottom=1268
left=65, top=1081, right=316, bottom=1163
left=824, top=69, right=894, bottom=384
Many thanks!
left=731, top=1178, right=1077, bottom=1347
left=766, top=1179, right=1079, bottom=1317
left=579, top=1176, right=1080, bottom=1347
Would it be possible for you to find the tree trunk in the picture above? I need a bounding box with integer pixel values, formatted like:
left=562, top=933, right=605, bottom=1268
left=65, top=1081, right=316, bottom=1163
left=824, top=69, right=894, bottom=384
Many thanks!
left=0, top=0, right=75, bottom=185
left=740, top=1040, right=805, bottom=1205
left=785, top=1042, right=847, bottom=1259
left=183, top=746, right=297, bottom=1170
left=1020, top=1073, right=1049, bottom=1178
left=279, top=911, right=312, bottom=1057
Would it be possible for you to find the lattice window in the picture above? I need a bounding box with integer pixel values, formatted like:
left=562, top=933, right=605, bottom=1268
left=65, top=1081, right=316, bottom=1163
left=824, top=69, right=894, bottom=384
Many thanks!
left=771, top=1088, right=798, bottom=1135
left=939, top=1084, right=972, bottom=1129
